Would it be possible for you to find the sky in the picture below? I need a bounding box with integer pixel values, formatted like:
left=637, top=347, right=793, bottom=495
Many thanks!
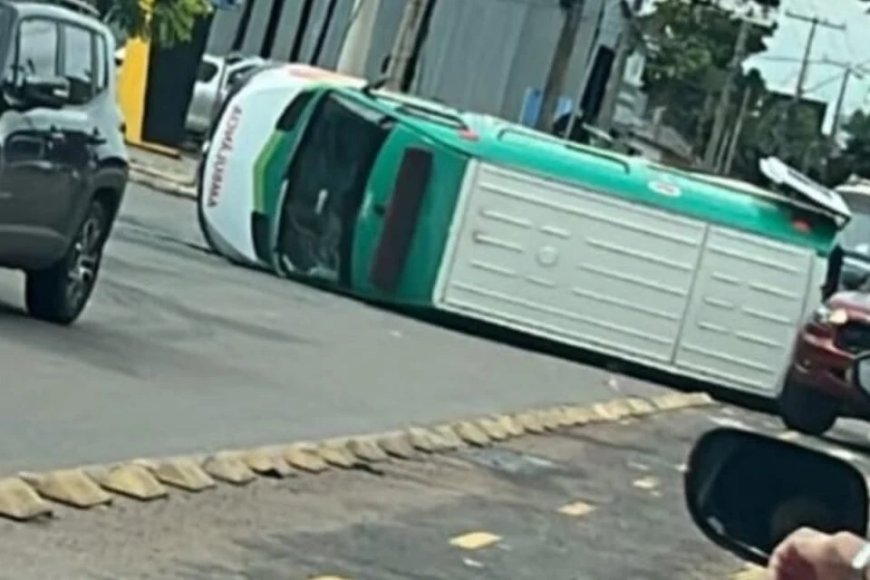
left=744, top=0, right=870, bottom=133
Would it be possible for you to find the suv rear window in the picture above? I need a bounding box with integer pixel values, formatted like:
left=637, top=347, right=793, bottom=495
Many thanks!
left=62, top=24, right=95, bottom=104
left=18, top=19, right=59, bottom=78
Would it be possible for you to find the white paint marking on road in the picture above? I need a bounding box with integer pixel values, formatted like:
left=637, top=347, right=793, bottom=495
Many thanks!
left=450, top=532, right=502, bottom=550
left=558, top=500, right=596, bottom=517
left=633, top=476, right=660, bottom=491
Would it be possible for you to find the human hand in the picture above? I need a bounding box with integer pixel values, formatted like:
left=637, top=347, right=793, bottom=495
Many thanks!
left=769, top=527, right=868, bottom=580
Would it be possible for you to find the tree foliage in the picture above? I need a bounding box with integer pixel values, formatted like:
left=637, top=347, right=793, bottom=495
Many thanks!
left=835, top=111, right=870, bottom=180
left=729, top=96, right=826, bottom=182
left=93, top=0, right=212, bottom=46
left=639, top=0, right=775, bottom=150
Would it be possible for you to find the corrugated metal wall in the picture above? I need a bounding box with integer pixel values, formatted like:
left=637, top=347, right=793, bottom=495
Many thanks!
left=205, top=0, right=624, bottom=122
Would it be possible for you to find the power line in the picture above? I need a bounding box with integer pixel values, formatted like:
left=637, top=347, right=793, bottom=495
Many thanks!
left=784, top=10, right=847, bottom=101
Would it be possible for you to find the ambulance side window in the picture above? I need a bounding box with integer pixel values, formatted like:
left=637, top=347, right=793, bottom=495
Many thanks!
left=276, top=91, right=314, bottom=131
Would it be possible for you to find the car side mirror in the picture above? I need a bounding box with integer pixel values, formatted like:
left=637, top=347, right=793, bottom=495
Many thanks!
left=841, top=268, right=869, bottom=291
left=685, top=427, right=867, bottom=566
left=21, top=75, right=70, bottom=109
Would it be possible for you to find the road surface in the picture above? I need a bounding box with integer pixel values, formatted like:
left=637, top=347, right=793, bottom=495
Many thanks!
left=3, top=404, right=869, bottom=579
left=0, top=184, right=665, bottom=474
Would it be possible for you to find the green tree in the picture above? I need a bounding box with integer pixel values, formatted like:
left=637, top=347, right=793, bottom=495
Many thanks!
left=639, top=0, right=775, bottom=150
left=835, top=111, right=870, bottom=179
left=727, top=94, right=826, bottom=183
left=93, top=0, right=211, bottom=46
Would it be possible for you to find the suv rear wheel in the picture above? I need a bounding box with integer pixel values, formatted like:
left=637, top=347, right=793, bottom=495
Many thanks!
left=779, top=379, right=838, bottom=436
left=25, top=200, right=108, bottom=325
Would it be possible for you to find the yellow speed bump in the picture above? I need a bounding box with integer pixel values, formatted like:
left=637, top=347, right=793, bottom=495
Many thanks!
left=477, top=418, right=509, bottom=441
left=202, top=452, right=257, bottom=485
left=20, top=469, right=112, bottom=508
left=625, top=397, right=656, bottom=416
left=88, top=464, right=168, bottom=500
left=135, top=458, right=216, bottom=492
left=316, top=443, right=358, bottom=469
left=452, top=421, right=490, bottom=447
left=557, top=500, right=596, bottom=517
left=240, top=448, right=294, bottom=478
left=540, top=409, right=564, bottom=430
left=730, top=564, right=767, bottom=580
left=408, top=427, right=451, bottom=453
left=493, top=414, right=524, bottom=437
left=557, top=405, right=574, bottom=427
left=684, top=392, right=715, bottom=407
left=564, top=405, right=595, bottom=426
left=514, top=411, right=545, bottom=434
left=345, top=437, right=389, bottom=462
left=406, top=427, right=440, bottom=453
left=593, top=399, right=631, bottom=421
left=0, top=478, right=53, bottom=520
left=652, top=392, right=694, bottom=411
left=377, top=432, right=417, bottom=459
left=431, top=425, right=465, bottom=450
left=284, top=445, right=329, bottom=473
left=449, top=531, right=502, bottom=550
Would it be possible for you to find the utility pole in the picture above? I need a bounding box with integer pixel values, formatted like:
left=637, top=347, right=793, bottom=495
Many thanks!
left=536, top=0, right=585, bottom=131
left=336, top=0, right=382, bottom=76
left=703, top=16, right=749, bottom=170
left=596, top=0, right=640, bottom=134
left=830, top=64, right=865, bottom=141
left=722, top=88, right=752, bottom=175
left=786, top=11, right=846, bottom=102
left=385, top=0, right=434, bottom=91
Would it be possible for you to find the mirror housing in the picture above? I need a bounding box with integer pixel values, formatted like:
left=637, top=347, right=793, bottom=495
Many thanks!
left=685, top=428, right=867, bottom=566
left=19, top=76, right=70, bottom=109
left=841, top=267, right=869, bottom=291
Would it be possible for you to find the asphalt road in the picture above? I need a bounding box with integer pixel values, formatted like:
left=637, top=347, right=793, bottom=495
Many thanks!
left=0, top=184, right=666, bottom=474
left=3, top=404, right=868, bottom=579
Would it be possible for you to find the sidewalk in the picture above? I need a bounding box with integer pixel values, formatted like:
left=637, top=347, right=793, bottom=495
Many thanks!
left=128, top=146, right=199, bottom=198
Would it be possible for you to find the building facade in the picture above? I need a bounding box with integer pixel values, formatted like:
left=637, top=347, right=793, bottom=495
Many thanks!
left=204, top=0, right=632, bottom=123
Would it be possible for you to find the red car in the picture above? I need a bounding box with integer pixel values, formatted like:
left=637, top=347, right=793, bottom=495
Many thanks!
left=780, top=291, right=870, bottom=435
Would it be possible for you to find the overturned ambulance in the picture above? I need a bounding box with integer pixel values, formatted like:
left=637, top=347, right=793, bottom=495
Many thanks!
left=198, top=64, right=851, bottom=398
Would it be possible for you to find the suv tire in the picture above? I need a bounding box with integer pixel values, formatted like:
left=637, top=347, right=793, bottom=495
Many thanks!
left=25, top=200, right=108, bottom=325
left=779, top=379, right=838, bottom=436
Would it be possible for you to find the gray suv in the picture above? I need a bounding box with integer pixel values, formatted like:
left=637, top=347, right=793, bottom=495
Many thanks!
left=0, top=0, right=127, bottom=324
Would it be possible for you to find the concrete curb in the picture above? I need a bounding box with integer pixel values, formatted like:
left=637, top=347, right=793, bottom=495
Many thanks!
left=0, top=392, right=716, bottom=523
left=129, top=163, right=196, bottom=200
